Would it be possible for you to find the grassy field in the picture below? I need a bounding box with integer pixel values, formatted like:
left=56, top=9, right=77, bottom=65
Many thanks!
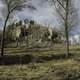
left=0, top=44, right=80, bottom=80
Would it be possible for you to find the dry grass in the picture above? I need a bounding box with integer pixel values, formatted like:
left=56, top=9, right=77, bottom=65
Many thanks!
left=0, top=59, right=80, bottom=80
left=0, top=44, right=80, bottom=80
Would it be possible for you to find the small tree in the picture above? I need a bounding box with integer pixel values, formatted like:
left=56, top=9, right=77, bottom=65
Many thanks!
left=52, top=0, right=78, bottom=57
left=43, top=29, right=50, bottom=41
left=5, top=23, right=15, bottom=41
left=1, top=0, right=27, bottom=56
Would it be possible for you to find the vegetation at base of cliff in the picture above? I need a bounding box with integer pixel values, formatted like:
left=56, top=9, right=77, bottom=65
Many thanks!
left=0, top=45, right=80, bottom=80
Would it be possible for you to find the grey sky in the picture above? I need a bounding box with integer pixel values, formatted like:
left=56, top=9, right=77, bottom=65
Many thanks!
left=13, top=0, right=59, bottom=27
left=0, top=0, right=80, bottom=34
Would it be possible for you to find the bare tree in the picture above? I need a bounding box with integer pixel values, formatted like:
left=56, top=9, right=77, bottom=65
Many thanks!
left=52, top=0, right=78, bottom=57
left=0, top=0, right=27, bottom=56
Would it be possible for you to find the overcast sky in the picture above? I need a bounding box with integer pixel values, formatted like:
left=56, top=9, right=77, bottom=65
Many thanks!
left=0, top=0, right=80, bottom=34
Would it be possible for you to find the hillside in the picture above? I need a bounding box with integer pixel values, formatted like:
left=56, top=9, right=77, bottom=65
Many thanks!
left=2, top=20, right=61, bottom=48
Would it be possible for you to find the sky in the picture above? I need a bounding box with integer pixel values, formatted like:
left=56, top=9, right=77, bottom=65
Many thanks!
left=0, top=0, right=62, bottom=29
left=0, top=0, right=80, bottom=35
left=18, top=0, right=59, bottom=26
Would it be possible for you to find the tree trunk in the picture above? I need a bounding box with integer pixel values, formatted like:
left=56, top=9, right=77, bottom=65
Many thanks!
left=16, top=38, right=19, bottom=47
left=27, top=36, right=28, bottom=47
left=65, top=0, right=69, bottom=58
left=65, top=23, right=69, bottom=57
left=1, top=13, right=10, bottom=56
